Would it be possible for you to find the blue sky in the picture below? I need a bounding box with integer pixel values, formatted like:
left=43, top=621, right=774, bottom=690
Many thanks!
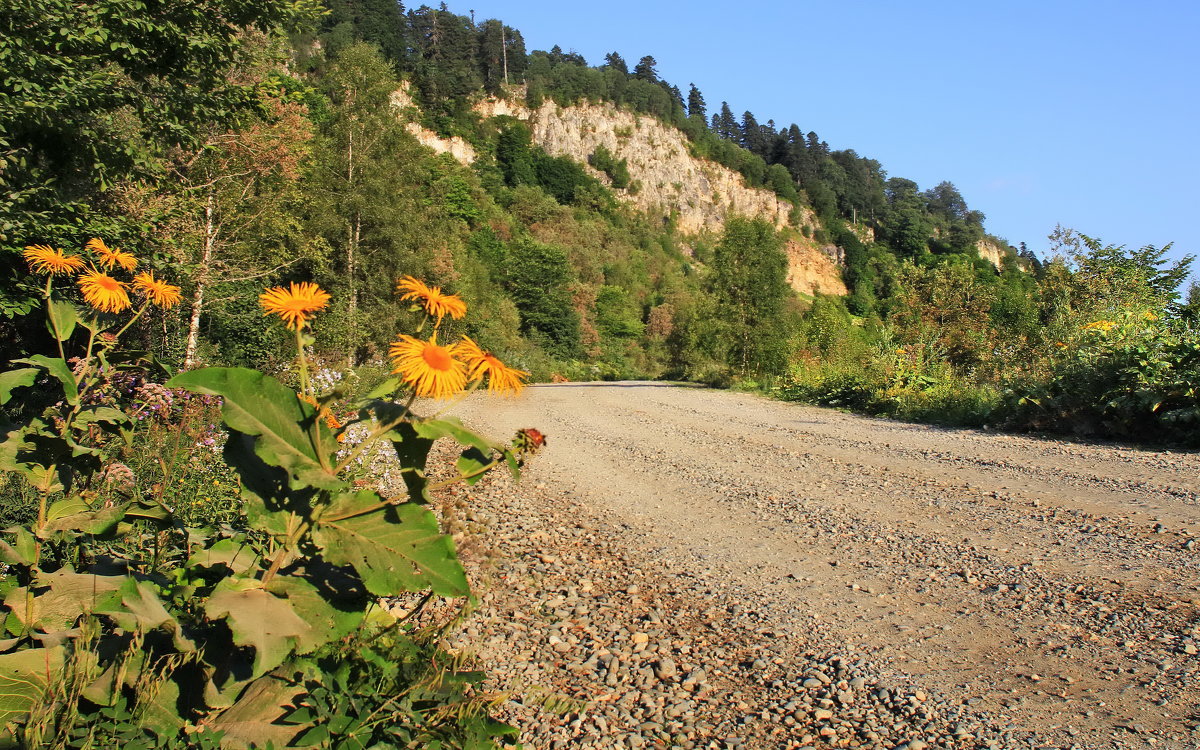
left=464, top=0, right=1198, bottom=277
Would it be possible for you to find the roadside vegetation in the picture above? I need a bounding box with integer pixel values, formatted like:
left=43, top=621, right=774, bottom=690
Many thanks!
left=0, top=237, right=537, bottom=746
left=780, top=231, right=1200, bottom=446
left=1, top=0, right=1197, bottom=745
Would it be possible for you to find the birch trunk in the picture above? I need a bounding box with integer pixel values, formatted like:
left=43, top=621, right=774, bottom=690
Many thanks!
left=183, top=192, right=215, bottom=369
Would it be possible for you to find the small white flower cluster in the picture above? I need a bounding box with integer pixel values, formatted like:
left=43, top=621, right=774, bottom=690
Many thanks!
left=311, top=366, right=345, bottom=395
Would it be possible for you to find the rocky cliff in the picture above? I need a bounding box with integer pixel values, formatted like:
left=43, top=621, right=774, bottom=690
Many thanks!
left=474, top=97, right=795, bottom=235
left=392, top=86, right=847, bottom=296
left=975, top=238, right=1029, bottom=271
left=785, top=238, right=849, bottom=297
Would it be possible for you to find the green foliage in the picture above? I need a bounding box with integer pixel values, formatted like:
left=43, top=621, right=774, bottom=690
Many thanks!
left=780, top=230, right=1200, bottom=444
left=1002, top=313, right=1200, bottom=444
left=589, top=145, right=631, bottom=190
left=533, top=152, right=605, bottom=206
left=709, top=218, right=792, bottom=378
left=0, top=277, right=531, bottom=746
left=506, top=238, right=581, bottom=357
left=0, top=0, right=313, bottom=313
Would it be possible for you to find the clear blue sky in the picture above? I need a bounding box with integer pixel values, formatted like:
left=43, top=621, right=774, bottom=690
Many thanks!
left=464, top=0, right=1198, bottom=275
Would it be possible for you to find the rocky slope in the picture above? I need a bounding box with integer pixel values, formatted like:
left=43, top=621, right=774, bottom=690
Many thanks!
left=392, top=87, right=848, bottom=297
left=473, top=96, right=796, bottom=236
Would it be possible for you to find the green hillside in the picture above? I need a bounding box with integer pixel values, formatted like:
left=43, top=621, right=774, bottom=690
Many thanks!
left=2, top=0, right=1197, bottom=442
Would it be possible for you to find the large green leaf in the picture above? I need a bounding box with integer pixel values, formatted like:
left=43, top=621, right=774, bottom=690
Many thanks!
left=314, top=491, right=468, bottom=597
left=0, top=529, right=36, bottom=568
left=186, top=538, right=259, bottom=576
left=137, top=674, right=185, bottom=736
left=74, top=406, right=130, bottom=428
left=13, top=356, right=77, bottom=406
left=386, top=422, right=434, bottom=504
left=0, top=646, right=64, bottom=730
left=169, top=368, right=344, bottom=491
left=45, top=300, right=77, bottom=342
left=456, top=448, right=491, bottom=486
left=39, top=501, right=127, bottom=539
left=413, top=417, right=498, bottom=455
left=96, top=578, right=193, bottom=651
left=223, top=430, right=315, bottom=539
left=5, top=570, right=124, bottom=632
left=264, top=576, right=363, bottom=654
left=208, top=670, right=307, bottom=750
left=0, top=370, right=37, bottom=406
left=205, top=578, right=314, bottom=679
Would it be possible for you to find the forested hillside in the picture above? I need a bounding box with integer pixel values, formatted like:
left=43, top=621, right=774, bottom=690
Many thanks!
left=2, top=0, right=1198, bottom=442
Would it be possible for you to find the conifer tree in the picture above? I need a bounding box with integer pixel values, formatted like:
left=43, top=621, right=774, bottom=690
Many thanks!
left=687, top=83, right=707, bottom=122
left=740, top=111, right=761, bottom=154
left=505, top=26, right=528, bottom=82
left=715, top=102, right=739, bottom=141
left=323, top=0, right=408, bottom=65
left=603, top=52, right=629, bottom=74
left=633, top=55, right=659, bottom=82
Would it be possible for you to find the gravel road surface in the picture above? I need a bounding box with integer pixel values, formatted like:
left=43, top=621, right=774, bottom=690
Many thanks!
left=439, top=382, right=1200, bottom=750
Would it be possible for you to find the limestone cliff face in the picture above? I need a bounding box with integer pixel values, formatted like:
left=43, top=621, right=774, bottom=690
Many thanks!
left=392, top=85, right=847, bottom=295
left=405, top=123, right=477, bottom=163
left=474, top=97, right=795, bottom=235
left=976, top=238, right=1026, bottom=271
left=389, top=88, right=478, bottom=164
left=785, top=237, right=848, bottom=297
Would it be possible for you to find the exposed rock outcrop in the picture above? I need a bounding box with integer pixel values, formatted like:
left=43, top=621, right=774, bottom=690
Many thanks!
left=976, top=238, right=1031, bottom=271
left=391, top=85, right=847, bottom=294
left=389, top=88, right=478, bottom=164
left=474, top=97, right=794, bottom=235
left=785, top=237, right=849, bottom=297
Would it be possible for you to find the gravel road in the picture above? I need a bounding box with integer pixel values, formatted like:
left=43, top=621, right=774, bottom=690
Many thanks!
left=439, top=382, right=1200, bottom=750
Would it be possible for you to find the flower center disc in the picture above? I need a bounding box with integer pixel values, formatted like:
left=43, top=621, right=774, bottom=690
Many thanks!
left=423, top=344, right=453, bottom=371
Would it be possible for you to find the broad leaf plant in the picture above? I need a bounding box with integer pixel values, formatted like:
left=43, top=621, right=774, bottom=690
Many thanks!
left=0, top=241, right=538, bottom=747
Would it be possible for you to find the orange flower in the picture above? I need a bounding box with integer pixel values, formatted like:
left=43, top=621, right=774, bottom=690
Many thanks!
left=86, top=238, right=138, bottom=272
left=259, top=282, right=331, bottom=330
left=457, top=336, right=529, bottom=396
left=132, top=272, right=183, bottom=309
left=23, top=245, right=85, bottom=276
left=298, top=393, right=345, bottom=442
left=388, top=333, right=467, bottom=400
left=77, top=270, right=132, bottom=313
left=396, top=276, right=467, bottom=322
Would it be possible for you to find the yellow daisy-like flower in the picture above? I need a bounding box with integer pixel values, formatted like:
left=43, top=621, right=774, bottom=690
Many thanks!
left=396, top=276, right=467, bottom=322
left=132, top=272, right=183, bottom=310
left=457, top=336, right=529, bottom=396
left=23, top=245, right=85, bottom=276
left=259, top=282, right=331, bottom=330
left=86, top=238, right=138, bottom=272
left=1082, top=320, right=1118, bottom=333
left=78, top=270, right=132, bottom=313
left=389, top=333, right=467, bottom=400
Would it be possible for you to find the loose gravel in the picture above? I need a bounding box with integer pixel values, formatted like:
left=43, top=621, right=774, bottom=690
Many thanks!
left=432, top=382, right=1200, bottom=750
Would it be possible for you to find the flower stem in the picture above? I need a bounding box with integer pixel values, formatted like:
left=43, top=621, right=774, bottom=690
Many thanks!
left=296, top=327, right=311, bottom=398
left=429, top=377, right=483, bottom=419
left=110, top=302, right=150, bottom=342
left=333, top=410, right=412, bottom=474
